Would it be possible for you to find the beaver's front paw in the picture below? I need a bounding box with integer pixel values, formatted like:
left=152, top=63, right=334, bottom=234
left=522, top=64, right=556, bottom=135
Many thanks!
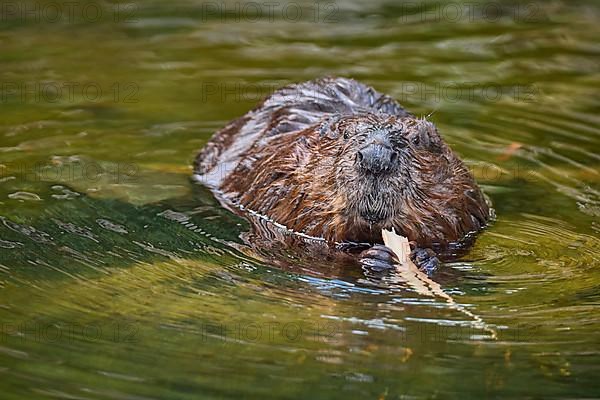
left=410, top=248, right=440, bottom=275
left=359, top=244, right=398, bottom=272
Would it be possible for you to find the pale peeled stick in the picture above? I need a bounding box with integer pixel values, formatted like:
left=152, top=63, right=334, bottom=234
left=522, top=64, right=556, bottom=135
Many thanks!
left=382, top=227, right=459, bottom=298
left=381, top=228, right=437, bottom=295
left=381, top=228, right=414, bottom=267
left=381, top=228, right=497, bottom=339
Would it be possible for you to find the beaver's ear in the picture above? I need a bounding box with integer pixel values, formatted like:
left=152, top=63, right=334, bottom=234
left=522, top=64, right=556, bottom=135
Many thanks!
left=319, top=115, right=343, bottom=140
left=410, top=122, right=443, bottom=153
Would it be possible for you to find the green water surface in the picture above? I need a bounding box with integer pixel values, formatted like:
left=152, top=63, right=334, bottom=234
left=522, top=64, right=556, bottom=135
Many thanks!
left=1, top=1, right=599, bottom=399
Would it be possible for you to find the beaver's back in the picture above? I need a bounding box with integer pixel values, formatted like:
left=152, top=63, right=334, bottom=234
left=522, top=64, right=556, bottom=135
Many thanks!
left=193, top=77, right=410, bottom=188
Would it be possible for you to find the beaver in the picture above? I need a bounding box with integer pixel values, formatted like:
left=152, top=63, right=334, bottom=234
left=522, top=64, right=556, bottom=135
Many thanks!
left=193, top=77, right=490, bottom=273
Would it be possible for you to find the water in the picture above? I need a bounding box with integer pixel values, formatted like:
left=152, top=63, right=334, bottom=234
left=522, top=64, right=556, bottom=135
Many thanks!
left=1, top=0, right=599, bottom=398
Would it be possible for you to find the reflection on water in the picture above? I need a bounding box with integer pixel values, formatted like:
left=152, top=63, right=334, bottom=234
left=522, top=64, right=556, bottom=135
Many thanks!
left=1, top=0, right=599, bottom=398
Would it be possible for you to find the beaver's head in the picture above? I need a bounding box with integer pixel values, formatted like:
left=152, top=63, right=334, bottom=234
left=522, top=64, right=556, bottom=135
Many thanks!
left=317, top=113, right=487, bottom=246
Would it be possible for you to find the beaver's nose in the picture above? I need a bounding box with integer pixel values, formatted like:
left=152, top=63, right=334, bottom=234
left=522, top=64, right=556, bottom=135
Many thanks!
left=357, top=144, right=398, bottom=174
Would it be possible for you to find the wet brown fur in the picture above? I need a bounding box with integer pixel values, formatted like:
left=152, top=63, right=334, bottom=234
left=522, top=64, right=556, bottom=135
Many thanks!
left=194, top=77, right=490, bottom=250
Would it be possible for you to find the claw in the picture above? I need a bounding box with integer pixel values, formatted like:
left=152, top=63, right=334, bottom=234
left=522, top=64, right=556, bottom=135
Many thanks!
left=360, top=258, right=395, bottom=272
left=410, top=248, right=439, bottom=275
left=359, top=244, right=398, bottom=273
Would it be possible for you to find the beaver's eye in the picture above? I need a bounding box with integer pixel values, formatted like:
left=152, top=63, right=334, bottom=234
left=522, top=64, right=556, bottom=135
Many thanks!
left=343, top=131, right=349, bottom=139
left=391, top=135, right=408, bottom=148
